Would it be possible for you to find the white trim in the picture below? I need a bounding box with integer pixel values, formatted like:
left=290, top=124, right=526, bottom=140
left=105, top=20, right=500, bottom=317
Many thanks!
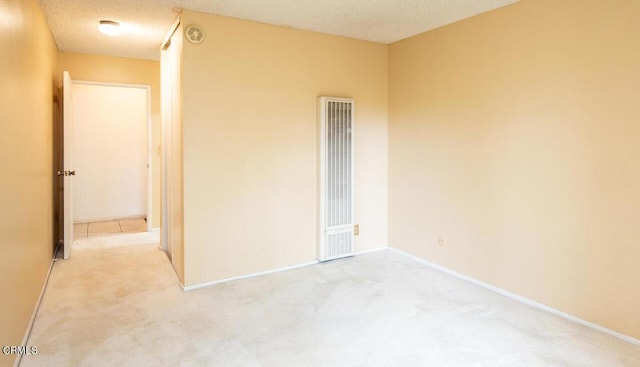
left=15, top=250, right=58, bottom=367
left=72, top=80, right=150, bottom=89
left=353, top=246, right=388, bottom=256
left=182, top=248, right=387, bottom=291
left=161, top=16, right=181, bottom=51
left=145, top=84, right=153, bottom=233
left=73, top=214, right=146, bottom=224
left=387, top=247, right=640, bottom=347
left=182, top=261, right=319, bottom=291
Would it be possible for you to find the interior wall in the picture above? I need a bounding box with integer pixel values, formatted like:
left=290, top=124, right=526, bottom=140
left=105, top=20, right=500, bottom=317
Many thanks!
left=181, top=11, right=388, bottom=286
left=0, top=0, right=58, bottom=365
left=57, top=52, right=161, bottom=228
left=72, top=83, right=149, bottom=222
left=389, top=0, right=640, bottom=339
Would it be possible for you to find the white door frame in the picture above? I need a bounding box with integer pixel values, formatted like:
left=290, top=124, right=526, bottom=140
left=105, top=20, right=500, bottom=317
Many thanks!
left=69, top=80, right=154, bottom=234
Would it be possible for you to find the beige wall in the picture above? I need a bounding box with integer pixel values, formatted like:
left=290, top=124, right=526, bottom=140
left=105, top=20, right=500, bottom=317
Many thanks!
left=180, top=11, right=388, bottom=286
left=58, top=52, right=161, bottom=228
left=389, top=0, right=640, bottom=339
left=0, top=0, right=58, bottom=365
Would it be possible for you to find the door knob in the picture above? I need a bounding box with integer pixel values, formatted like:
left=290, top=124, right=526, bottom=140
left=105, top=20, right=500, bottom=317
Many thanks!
left=57, top=170, right=76, bottom=176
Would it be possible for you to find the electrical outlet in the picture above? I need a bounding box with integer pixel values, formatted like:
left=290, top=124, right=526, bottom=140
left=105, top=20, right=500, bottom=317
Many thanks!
left=438, top=237, right=446, bottom=246
left=354, top=224, right=359, bottom=236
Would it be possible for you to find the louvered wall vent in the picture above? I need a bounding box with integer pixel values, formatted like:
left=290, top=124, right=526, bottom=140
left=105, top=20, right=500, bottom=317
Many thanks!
left=317, top=97, right=355, bottom=261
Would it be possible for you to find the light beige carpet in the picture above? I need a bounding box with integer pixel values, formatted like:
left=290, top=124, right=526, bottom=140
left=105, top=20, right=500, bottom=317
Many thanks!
left=21, top=233, right=640, bottom=366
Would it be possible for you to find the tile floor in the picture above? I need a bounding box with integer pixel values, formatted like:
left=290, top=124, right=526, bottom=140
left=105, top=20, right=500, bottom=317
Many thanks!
left=73, top=217, right=147, bottom=238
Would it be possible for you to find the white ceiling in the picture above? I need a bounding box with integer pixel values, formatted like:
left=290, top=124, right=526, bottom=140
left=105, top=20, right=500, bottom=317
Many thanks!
left=39, top=0, right=519, bottom=61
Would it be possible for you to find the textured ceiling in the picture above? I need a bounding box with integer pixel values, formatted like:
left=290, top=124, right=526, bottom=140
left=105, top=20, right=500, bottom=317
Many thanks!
left=40, top=0, right=519, bottom=61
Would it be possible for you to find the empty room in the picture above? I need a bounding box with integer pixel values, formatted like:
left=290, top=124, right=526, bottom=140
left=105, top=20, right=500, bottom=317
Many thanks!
left=1, top=0, right=639, bottom=366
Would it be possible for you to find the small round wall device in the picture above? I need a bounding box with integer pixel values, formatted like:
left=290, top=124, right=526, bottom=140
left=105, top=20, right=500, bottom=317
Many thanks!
left=185, top=24, right=205, bottom=44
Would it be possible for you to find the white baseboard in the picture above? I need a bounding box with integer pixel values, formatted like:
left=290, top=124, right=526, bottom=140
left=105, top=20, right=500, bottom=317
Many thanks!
left=180, top=245, right=639, bottom=346
left=183, top=260, right=320, bottom=291
left=388, top=247, right=640, bottom=347
left=73, top=214, right=147, bottom=224
left=353, top=246, right=388, bottom=256
left=15, top=245, right=59, bottom=367
left=183, top=247, right=389, bottom=291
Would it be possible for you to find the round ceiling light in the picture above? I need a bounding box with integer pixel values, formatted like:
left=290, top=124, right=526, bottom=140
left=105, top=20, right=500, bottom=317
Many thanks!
left=98, top=20, right=121, bottom=36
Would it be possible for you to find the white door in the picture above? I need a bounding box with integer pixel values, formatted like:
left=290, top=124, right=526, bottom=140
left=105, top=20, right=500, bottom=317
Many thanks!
left=62, top=71, right=74, bottom=259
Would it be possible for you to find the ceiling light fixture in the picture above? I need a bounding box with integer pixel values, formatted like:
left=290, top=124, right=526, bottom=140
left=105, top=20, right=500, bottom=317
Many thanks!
left=98, top=20, right=120, bottom=36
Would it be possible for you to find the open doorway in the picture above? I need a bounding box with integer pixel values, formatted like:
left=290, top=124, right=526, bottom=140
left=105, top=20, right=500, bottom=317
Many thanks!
left=70, top=81, right=152, bottom=241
